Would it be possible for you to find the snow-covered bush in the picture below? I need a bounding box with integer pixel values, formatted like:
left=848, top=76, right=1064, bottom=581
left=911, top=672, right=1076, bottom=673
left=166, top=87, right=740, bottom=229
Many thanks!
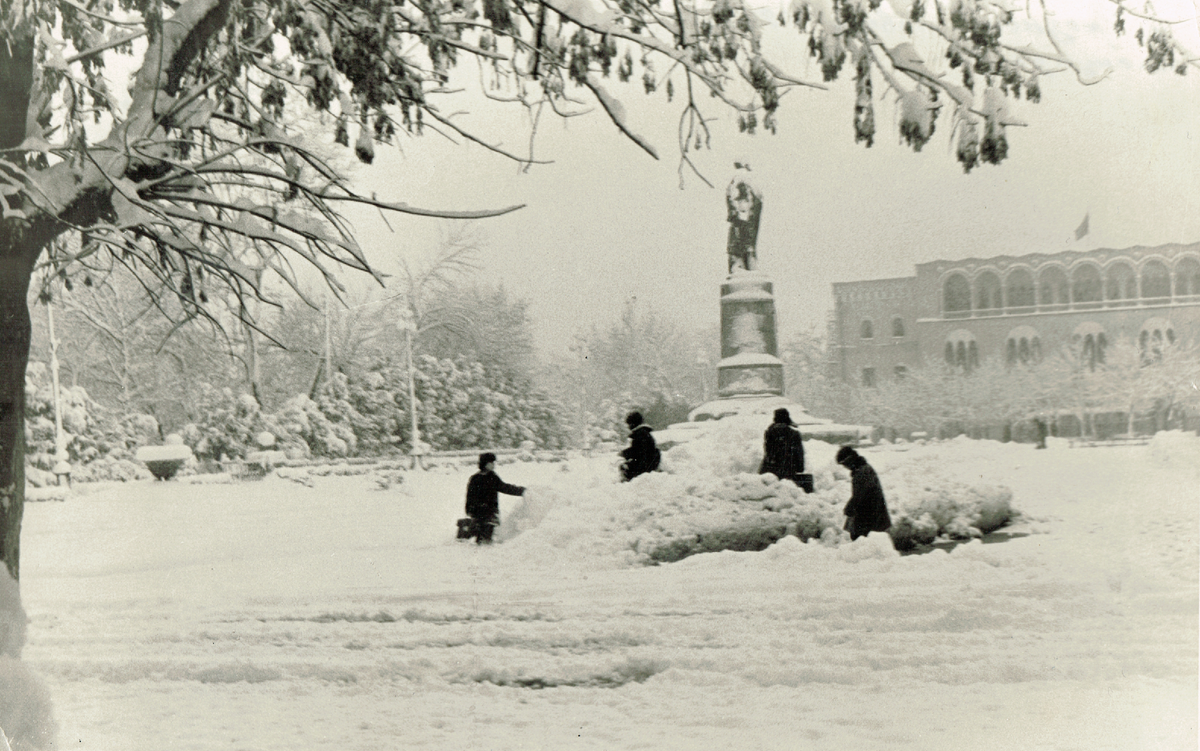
left=70, top=457, right=152, bottom=484
left=411, top=356, right=569, bottom=451
left=24, top=362, right=159, bottom=481
left=178, top=385, right=270, bottom=461
left=875, top=453, right=1015, bottom=547
left=489, top=419, right=1018, bottom=567
left=275, top=392, right=358, bottom=459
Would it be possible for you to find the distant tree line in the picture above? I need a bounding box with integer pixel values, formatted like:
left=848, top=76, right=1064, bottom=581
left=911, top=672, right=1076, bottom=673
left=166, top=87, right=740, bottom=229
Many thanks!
left=26, top=230, right=572, bottom=471
left=26, top=254, right=1199, bottom=479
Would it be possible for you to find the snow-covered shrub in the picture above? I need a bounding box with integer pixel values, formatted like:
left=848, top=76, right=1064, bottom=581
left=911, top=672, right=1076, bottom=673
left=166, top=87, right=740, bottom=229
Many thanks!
left=24, top=362, right=160, bottom=481
left=70, top=457, right=151, bottom=483
left=411, top=356, right=568, bottom=451
left=887, top=513, right=939, bottom=552
left=490, top=425, right=1018, bottom=567
left=879, top=454, right=1015, bottom=545
left=275, top=392, right=357, bottom=458
left=178, top=385, right=269, bottom=461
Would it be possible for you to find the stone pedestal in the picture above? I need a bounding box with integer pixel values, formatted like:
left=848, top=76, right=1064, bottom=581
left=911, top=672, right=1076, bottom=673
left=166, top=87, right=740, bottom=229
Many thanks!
left=716, top=270, right=784, bottom=397
left=662, top=272, right=873, bottom=444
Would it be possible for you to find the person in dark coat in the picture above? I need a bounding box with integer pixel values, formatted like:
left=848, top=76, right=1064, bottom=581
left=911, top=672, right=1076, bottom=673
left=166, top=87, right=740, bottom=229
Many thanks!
left=759, top=408, right=806, bottom=486
left=1034, top=417, right=1048, bottom=449
left=620, top=411, right=661, bottom=482
left=464, top=452, right=525, bottom=544
left=836, top=446, right=891, bottom=541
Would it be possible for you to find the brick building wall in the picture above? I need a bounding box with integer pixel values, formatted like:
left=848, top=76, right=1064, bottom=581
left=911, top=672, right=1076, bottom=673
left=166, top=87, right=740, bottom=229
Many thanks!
left=830, top=242, right=1200, bottom=386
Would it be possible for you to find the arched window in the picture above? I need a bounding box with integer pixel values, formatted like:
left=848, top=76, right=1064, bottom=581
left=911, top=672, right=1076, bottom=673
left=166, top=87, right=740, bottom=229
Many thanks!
left=1141, top=260, right=1171, bottom=299
left=1038, top=266, right=1069, bottom=307
left=860, top=319, right=874, bottom=339
left=943, top=274, right=971, bottom=315
left=1106, top=262, right=1137, bottom=302
left=1073, top=322, right=1107, bottom=371
left=891, top=317, right=905, bottom=337
left=1081, top=333, right=1107, bottom=369
left=1139, top=318, right=1176, bottom=364
left=1175, top=257, right=1200, bottom=297
left=1005, top=269, right=1035, bottom=308
left=976, top=271, right=1002, bottom=312
left=1005, top=326, right=1041, bottom=366
left=945, top=330, right=978, bottom=374
left=1071, top=264, right=1103, bottom=304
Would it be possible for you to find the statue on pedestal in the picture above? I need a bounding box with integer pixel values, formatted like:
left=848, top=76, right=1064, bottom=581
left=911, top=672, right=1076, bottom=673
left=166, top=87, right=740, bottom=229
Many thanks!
left=726, top=161, right=762, bottom=274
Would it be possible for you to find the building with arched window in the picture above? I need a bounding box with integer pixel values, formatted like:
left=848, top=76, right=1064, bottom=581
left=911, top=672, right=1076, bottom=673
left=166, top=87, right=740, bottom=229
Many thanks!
left=829, top=242, right=1200, bottom=386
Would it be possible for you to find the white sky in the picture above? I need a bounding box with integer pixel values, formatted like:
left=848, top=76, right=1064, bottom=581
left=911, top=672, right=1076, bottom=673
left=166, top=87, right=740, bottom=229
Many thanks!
left=335, top=2, right=1200, bottom=358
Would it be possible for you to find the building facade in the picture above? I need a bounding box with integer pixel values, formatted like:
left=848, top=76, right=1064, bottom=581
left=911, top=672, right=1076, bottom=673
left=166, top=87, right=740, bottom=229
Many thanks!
left=829, top=242, right=1200, bottom=386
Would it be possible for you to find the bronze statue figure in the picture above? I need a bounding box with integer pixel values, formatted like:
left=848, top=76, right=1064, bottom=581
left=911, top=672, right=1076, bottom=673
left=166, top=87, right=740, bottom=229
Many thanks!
left=726, top=162, right=763, bottom=274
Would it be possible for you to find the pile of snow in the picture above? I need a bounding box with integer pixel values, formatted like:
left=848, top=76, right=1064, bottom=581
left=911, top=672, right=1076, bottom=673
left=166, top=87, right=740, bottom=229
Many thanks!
left=487, top=416, right=1016, bottom=567
left=1145, top=430, right=1200, bottom=474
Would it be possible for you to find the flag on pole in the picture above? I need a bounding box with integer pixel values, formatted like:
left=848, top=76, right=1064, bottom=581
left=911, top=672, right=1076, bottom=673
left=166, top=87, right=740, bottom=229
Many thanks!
left=1074, top=213, right=1090, bottom=241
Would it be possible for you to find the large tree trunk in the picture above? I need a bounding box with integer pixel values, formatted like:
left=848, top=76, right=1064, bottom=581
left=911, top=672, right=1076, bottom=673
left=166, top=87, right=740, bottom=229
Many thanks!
left=0, top=0, right=233, bottom=585
left=0, top=252, right=36, bottom=582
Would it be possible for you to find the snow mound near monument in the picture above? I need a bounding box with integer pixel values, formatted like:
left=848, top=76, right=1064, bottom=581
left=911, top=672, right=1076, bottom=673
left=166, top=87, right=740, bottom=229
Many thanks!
left=490, top=423, right=1017, bottom=568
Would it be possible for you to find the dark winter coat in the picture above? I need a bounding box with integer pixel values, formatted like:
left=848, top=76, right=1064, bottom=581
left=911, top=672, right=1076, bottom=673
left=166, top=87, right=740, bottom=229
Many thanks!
left=465, top=469, right=525, bottom=522
left=842, top=456, right=891, bottom=539
left=620, top=424, right=661, bottom=481
left=759, top=423, right=805, bottom=483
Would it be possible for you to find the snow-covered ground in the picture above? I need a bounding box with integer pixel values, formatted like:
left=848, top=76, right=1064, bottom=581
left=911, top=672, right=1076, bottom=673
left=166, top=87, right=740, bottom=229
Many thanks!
left=16, top=431, right=1199, bottom=751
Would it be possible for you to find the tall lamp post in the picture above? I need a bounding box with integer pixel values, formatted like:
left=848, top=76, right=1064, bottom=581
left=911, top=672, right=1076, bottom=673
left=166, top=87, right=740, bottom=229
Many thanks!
left=399, top=311, right=424, bottom=468
left=45, top=297, right=71, bottom=485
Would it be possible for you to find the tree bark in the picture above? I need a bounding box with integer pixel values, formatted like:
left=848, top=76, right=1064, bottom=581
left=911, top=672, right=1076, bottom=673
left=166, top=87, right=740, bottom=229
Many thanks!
left=0, top=251, right=37, bottom=582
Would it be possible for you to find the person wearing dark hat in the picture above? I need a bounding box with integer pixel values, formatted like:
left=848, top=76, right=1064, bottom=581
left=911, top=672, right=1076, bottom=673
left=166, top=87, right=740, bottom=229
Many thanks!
left=835, top=446, right=891, bottom=541
left=759, top=408, right=807, bottom=489
left=620, top=411, right=661, bottom=482
left=464, top=452, right=525, bottom=544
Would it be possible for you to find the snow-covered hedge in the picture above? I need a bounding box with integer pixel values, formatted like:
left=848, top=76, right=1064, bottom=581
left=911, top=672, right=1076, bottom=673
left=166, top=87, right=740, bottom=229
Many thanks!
left=492, top=416, right=1017, bottom=566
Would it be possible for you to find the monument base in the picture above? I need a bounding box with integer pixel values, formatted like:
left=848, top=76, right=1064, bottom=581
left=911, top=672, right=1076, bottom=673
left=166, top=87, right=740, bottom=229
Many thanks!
left=716, top=353, right=784, bottom=398
left=649, top=396, right=874, bottom=450
left=689, top=394, right=823, bottom=424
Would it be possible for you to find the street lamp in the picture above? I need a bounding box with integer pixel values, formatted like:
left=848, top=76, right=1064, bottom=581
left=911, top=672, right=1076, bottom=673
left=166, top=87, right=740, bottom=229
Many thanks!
left=696, top=349, right=710, bottom=403
left=398, top=311, right=424, bottom=468
left=45, top=295, right=71, bottom=485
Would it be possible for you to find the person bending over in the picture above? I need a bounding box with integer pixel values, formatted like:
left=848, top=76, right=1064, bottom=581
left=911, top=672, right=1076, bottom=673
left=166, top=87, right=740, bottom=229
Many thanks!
left=836, top=446, right=891, bottom=541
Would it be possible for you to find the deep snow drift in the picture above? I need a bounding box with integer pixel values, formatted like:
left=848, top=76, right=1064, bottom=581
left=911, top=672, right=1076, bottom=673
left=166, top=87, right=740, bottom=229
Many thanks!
left=13, top=430, right=1199, bottom=751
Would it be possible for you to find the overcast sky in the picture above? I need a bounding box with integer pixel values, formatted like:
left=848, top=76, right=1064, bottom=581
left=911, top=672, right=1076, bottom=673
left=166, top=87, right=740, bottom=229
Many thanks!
left=336, top=1, right=1200, bottom=359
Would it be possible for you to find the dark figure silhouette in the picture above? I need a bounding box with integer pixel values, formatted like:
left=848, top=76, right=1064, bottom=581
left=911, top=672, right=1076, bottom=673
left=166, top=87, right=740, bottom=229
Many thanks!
left=464, top=452, right=525, bottom=544
left=836, top=446, right=892, bottom=541
left=759, top=408, right=807, bottom=488
left=620, top=412, right=661, bottom=482
left=1035, top=417, right=1048, bottom=449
